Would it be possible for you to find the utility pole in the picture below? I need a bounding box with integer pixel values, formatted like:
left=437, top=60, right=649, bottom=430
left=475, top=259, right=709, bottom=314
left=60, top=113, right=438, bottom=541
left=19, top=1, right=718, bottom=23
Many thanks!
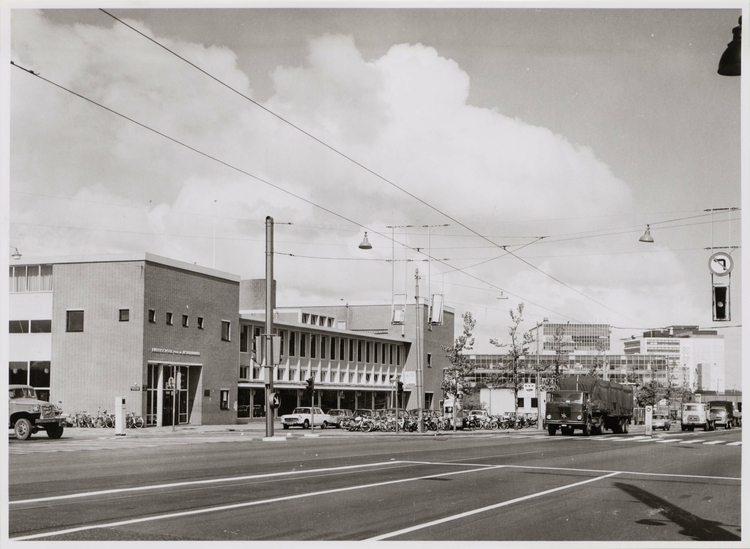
left=536, top=322, right=543, bottom=431
left=415, top=269, right=424, bottom=433
left=265, top=216, right=275, bottom=438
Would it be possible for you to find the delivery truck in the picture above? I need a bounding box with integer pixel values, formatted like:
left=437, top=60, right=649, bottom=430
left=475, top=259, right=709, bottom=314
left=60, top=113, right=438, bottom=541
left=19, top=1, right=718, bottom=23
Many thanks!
left=544, top=375, right=634, bottom=436
left=707, top=400, right=741, bottom=429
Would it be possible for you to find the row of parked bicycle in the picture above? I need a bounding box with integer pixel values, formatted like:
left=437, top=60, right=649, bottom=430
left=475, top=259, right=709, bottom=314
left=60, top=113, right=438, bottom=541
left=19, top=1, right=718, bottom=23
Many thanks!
left=64, top=410, right=145, bottom=429
left=340, top=410, right=539, bottom=432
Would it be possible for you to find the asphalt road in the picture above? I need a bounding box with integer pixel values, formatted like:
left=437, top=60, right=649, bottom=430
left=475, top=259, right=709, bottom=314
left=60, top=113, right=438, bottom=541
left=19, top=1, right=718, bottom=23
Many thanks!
left=8, top=427, right=742, bottom=542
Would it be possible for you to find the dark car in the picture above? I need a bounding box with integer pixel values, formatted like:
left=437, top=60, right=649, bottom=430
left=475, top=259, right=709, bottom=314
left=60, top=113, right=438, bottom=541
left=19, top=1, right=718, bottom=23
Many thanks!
left=327, top=409, right=353, bottom=428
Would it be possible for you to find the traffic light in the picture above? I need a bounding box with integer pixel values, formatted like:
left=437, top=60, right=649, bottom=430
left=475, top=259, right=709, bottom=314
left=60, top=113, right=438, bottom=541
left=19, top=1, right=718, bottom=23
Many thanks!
left=306, top=377, right=315, bottom=392
left=397, top=381, right=404, bottom=396
left=713, top=285, right=730, bottom=321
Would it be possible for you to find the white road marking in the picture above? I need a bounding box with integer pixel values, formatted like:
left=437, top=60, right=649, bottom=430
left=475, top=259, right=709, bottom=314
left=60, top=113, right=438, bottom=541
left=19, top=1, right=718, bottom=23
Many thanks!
left=10, top=461, right=405, bottom=505
left=366, top=471, right=621, bottom=541
left=727, top=441, right=742, bottom=446
left=679, top=440, right=705, bottom=444
left=654, top=439, right=679, bottom=443
left=703, top=441, right=727, bottom=445
left=11, top=464, right=506, bottom=540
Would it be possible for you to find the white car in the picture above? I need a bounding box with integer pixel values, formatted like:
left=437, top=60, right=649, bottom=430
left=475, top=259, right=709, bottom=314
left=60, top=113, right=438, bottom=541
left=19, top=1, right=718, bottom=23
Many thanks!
left=281, top=407, right=331, bottom=430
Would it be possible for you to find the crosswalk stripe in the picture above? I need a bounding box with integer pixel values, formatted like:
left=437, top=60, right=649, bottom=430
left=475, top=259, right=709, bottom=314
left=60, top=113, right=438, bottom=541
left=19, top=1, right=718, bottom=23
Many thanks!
left=703, top=441, right=727, bottom=445
left=727, top=441, right=742, bottom=446
left=679, top=440, right=705, bottom=444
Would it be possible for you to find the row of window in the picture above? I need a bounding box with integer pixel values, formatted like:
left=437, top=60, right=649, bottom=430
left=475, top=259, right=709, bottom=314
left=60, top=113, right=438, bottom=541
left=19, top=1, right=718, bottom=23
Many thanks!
left=9, top=361, right=51, bottom=388
left=9, top=265, right=53, bottom=293
left=240, top=325, right=403, bottom=365
left=301, top=313, right=335, bottom=327
left=9, top=319, right=52, bottom=333
left=63, top=309, right=232, bottom=342
left=242, top=365, right=403, bottom=384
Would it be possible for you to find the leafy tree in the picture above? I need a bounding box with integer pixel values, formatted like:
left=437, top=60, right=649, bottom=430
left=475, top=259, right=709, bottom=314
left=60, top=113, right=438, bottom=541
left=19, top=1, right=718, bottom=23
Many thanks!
left=442, top=312, right=477, bottom=417
left=587, top=337, right=608, bottom=379
left=489, top=303, right=533, bottom=415
left=635, top=380, right=665, bottom=408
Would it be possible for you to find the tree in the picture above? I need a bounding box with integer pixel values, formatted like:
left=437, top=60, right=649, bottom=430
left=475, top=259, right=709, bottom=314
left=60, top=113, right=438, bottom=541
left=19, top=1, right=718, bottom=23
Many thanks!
left=442, top=312, right=477, bottom=426
left=635, top=380, right=664, bottom=408
left=587, top=337, right=608, bottom=379
left=545, top=324, right=568, bottom=390
left=489, top=303, right=533, bottom=415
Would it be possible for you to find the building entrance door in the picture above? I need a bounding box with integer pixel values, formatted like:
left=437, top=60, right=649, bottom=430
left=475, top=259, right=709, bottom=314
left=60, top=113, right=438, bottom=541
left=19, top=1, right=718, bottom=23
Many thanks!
left=161, top=364, right=189, bottom=426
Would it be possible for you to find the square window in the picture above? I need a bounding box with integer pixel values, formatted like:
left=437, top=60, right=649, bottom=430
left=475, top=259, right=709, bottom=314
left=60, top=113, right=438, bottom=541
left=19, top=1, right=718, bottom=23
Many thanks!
left=182, top=314, right=189, bottom=327
left=221, top=321, right=231, bottom=342
left=148, top=309, right=156, bottom=323
left=119, top=309, right=130, bottom=322
left=198, top=317, right=204, bottom=329
left=66, top=310, right=84, bottom=332
left=204, top=389, right=211, bottom=398
left=166, top=312, right=174, bottom=325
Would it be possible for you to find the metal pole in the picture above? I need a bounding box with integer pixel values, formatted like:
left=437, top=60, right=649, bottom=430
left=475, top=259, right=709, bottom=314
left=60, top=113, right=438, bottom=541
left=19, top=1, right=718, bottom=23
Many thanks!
left=265, top=216, right=275, bottom=438
left=415, top=269, right=424, bottom=433
left=537, top=323, right=542, bottom=431
left=172, top=366, right=176, bottom=432
left=213, top=200, right=217, bottom=269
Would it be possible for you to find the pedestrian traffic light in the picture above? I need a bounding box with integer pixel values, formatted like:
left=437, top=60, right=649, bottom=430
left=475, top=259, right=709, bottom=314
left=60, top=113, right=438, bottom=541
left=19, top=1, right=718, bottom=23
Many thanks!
left=713, top=285, right=730, bottom=321
left=306, top=377, right=315, bottom=392
left=397, top=381, right=403, bottom=396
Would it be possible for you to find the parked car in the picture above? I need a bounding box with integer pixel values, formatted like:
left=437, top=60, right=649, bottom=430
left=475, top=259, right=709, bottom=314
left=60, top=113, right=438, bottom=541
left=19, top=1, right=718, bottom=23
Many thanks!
left=281, top=407, right=331, bottom=429
left=9, top=385, right=65, bottom=440
left=352, top=409, right=376, bottom=419
left=652, top=414, right=671, bottom=431
left=327, top=409, right=353, bottom=428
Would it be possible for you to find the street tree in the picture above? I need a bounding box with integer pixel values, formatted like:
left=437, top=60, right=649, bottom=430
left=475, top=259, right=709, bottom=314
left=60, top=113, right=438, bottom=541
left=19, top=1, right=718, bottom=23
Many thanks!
left=489, top=303, right=533, bottom=416
left=442, top=312, right=476, bottom=429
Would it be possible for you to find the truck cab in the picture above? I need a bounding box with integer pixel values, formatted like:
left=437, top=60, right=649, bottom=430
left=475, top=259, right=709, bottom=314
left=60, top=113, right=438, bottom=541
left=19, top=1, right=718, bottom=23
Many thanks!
left=681, top=402, right=714, bottom=431
left=9, top=385, right=65, bottom=440
left=545, top=390, right=592, bottom=436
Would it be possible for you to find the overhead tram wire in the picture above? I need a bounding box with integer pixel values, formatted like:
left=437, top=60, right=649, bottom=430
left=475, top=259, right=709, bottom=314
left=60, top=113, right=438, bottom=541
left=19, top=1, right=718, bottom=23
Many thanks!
left=10, top=60, right=581, bottom=323
left=98, top=10, right=631, bottom=325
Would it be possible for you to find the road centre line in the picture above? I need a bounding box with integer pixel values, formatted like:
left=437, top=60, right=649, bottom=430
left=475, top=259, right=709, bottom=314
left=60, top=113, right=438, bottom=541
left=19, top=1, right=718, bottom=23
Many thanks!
left=10, top=461, right=405, bottom=505
left=11, top=464, right=506, bottom=541
left=366, top=471, right=622, bottom=541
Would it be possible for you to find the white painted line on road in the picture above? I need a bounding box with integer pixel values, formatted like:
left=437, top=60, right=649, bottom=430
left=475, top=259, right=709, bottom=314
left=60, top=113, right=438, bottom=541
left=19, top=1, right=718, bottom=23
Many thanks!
left=501, top=464, right=740, bottom=482
left=366, top=471, right=621, bottom=541
left=727, top=441, right=742, bottom=446
left=654, top=439, right=679, bottom=443
left=703, top=441, right=727, bottom=445
left=11, top=464, right=506, bottom=541
left=679, top=440, right=705, bottom=444
left=10, top=461, right=405, bottom=505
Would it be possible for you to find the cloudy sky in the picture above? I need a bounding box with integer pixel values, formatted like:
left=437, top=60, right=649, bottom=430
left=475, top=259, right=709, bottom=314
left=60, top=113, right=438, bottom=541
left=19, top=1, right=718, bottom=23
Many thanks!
left=5, top=5, right=744, bottom=388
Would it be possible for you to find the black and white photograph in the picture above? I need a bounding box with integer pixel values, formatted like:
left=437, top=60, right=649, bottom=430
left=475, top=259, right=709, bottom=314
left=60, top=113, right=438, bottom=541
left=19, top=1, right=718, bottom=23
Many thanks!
left=2, top=1, right=746, bottom=545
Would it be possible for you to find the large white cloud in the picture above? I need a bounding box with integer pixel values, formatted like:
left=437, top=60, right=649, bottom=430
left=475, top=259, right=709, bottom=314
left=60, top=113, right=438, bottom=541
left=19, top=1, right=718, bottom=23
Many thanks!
left=10, top=10, right=714, bottom=353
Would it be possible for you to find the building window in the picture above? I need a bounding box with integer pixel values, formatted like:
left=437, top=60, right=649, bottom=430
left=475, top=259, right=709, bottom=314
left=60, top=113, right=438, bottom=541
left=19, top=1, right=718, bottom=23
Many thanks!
left=148, top=309, right=156, bottom=323
left=389, top=345, right=393, bottom=365
left=396, top=345, right=401, bottom=366
left=9, top=320, right=29, bottom=334
left=517, top=398, right=524, bottom=408
left=221, top=321, right=231, bottom=341
left=349, top=340, right=355, bottom=362
left=240, top=366, right=249, bottom=380
left=279, top=330, right=286, bottom=356
left=531, top=397, right=539, bottom=408
left=166, top=312, right=174, bottom=325
left=119, top=309, right=130, bottom=322
left=311, top=315, right=318, bottom=325
left=340, top=338, right=346, bottom=361
left=427, top=353, right=432, bottom=368
left=300, top=333, right=308, bottom=358
left=220, top=389, right=229, bottom=410
left=302, top=313, right=309, bottom=324
left=240, top=325, right=250, bottom=353
left=9, top=362, right=28, bottom=384
left=290, top=332, right=297, bottom=357
left=366, top=342, right=371, bottom=363
left=327, top=318, right=334, bottom=327
left=66, top=310, right=84, bottom=332
left=311, top=335, right=317, bottom=359
left=321, top=336, right=327, bottom=359
left=358, top=340, right=363, bottom=362
left=30, top=320, right=51, bottom=333
left=374, top=343, right=379, bottom=364
left=197, top=317, right=204, bottom=329
left=182, top=315, right=189, bottom=327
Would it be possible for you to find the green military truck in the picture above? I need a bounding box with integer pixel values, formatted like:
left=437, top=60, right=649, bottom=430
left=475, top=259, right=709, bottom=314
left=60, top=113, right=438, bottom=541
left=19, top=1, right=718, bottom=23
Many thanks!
left=545, top=375, right=634, bottom=436
left=9, top=385, right=65, bottom=440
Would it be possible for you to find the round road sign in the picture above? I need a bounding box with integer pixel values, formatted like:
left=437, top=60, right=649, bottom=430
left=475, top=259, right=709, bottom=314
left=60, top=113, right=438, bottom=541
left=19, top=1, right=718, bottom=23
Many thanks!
left=709, top=252, right=734, bottom=276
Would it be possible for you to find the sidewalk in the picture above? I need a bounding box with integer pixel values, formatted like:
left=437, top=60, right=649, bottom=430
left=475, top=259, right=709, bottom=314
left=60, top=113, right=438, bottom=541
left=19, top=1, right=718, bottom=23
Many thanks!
left=48, top=422, right=650, bottom=440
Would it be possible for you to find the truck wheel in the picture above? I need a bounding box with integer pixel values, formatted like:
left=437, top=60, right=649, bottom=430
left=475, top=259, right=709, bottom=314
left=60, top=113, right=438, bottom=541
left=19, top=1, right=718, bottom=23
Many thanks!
left=14, top=418, right=33, bottom=440
left=547, top=425, right=557, bottom=436
left=46, top=424, right=64, bottom=439
left=681, top=425, right=686, bottom=431
left=582, top=422, right=591, bottom=436
left=283, top=424, right=289, bottom=430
